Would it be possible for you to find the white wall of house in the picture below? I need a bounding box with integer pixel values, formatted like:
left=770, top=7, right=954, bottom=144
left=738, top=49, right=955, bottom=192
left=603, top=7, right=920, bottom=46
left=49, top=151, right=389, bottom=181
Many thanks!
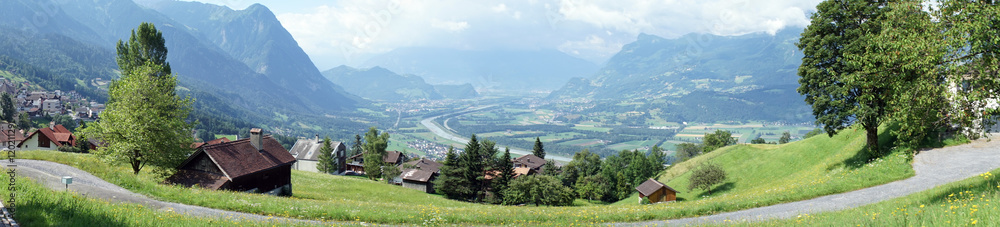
left=293, top=160, right=319, bottom=173
left=18, top=135, right=55, bottom=151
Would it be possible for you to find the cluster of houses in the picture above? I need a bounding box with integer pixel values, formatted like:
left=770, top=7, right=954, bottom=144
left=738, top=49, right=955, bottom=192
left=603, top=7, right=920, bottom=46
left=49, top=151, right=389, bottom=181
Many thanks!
left=0, top=78, right=104, bottom=119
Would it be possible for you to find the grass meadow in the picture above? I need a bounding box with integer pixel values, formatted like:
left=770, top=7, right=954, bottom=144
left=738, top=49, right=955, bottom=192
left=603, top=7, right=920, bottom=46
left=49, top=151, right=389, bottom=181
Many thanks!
left=2, top=124, right=941, bottom=225
left=727, top=168, right=1000, bottom=226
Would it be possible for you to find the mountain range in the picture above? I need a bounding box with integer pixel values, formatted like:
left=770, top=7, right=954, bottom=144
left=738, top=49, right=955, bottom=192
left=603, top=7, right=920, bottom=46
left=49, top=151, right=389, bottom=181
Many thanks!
left=0, top=0, right=367, bottom=138
left=549, top=29, right=812, bottom=122
left=362, top=47, right=600, bottom=92
left=322, top=66, right=478, bottom=101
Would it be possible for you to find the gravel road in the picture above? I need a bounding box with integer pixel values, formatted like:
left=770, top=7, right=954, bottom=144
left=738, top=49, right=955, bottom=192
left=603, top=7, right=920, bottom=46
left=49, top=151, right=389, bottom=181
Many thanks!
left=619, top=135, right=1000, bottom=226
left=11, top=159, right=328, bottom=225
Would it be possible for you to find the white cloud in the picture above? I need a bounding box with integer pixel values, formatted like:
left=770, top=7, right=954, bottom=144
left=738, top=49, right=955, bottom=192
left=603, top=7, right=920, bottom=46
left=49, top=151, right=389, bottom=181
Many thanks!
left=431, top=20, right=470, bottom=32
left=265, top=0, right=823, bottom=69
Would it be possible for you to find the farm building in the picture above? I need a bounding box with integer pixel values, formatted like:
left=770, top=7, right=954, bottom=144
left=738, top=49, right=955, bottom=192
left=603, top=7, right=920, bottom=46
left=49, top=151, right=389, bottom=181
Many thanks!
left=165, top=128, right=296, bottom=196
left=288, top=136, right=346, bottom=173
left=17, top=123, right=74, bottom=151
left=400, top=169, right=436, bottom=193
left=635, top=178, right=678, bottom=204
left=513, top=154, right=547, bottom=172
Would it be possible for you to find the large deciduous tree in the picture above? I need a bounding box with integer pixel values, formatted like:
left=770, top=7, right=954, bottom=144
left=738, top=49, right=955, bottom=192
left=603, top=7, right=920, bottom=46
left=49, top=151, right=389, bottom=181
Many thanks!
left=798, top=0, right=892, bottom=153
left=85, top=22, right=194, bottom=175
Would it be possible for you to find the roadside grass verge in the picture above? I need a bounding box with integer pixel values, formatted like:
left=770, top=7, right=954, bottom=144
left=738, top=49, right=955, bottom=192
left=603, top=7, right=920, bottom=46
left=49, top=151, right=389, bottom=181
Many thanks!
left=0, top=171, right=292, bottom=226
left=731, top=168, right=1000, bottom=226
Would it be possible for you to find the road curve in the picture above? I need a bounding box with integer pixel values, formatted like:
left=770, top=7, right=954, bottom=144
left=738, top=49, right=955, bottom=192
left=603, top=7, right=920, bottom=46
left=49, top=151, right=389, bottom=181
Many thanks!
left=419, top=111, right=572, bottom=162
left=618, top=135, right=1000, bottom=226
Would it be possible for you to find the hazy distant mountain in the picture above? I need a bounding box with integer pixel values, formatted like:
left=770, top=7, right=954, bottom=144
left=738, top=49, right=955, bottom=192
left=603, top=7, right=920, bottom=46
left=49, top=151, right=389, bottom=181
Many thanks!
left=362, top=47, right=599, bottom=91
left=322, top=66, right=478, bottom=101
left=433, top=84, right=479, bottom=100
left=550, top=29, right=813, bottom=122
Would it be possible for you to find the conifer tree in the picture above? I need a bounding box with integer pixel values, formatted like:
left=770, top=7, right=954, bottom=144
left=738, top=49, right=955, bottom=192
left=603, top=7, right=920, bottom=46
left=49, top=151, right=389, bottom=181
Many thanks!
left=532, top=137, right=545, bottom=158
left=316, top=136, right=336, bottom=174
left=434, top=146, right=471, bottom=199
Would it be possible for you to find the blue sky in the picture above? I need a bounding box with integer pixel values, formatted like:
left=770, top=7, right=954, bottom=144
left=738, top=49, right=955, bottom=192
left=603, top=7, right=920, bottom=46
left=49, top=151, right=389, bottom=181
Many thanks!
left=183, top=0, right=823, bottom=70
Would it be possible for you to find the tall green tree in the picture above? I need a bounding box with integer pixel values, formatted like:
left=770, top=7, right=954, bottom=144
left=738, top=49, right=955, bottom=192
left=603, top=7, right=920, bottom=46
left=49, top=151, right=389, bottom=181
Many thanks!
left=84, top=23, right=194, bottom=175
left=116, top=22, right=170, bottom=76
left=350, top=134, right=363, bottom=157
left=492, top=147, right=515, bottom=203
left=688, top=163, right=728, bottom=195
left=798, top=0, right=891, bottom=153
left=362, top=127, right=389, bottom=180
left=316, top=136, right=336, bottom=174
left=84, top=63, right=195, bottom=175
left=434, top=146, right=472, bottom=199
left=532, top=137, right=545, bottom=158
left=0, top=93, right=14, bottom=123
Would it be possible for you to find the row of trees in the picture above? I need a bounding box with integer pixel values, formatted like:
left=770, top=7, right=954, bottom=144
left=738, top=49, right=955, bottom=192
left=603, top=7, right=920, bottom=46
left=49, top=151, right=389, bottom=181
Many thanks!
left=798, top=0, right=1000, bottom=153
left=675, top=130, right=738, bottom=161
left=434, top=136, right=670, bottom=205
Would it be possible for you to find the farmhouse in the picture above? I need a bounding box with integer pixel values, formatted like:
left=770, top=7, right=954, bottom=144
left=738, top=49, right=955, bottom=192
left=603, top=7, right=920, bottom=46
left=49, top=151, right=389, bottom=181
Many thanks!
left=17, top=123, right=75, bottom=150
left=288, top=136, right=347, bottom=173
left=513, top=154, right=547, bottom=172
left=345, top=150, right=405, bottom=174
left=635, top=178, right=678, bottom=204
left=165, top=128, right=296, bottom=196
left=0, top=124, right=25, bottom=148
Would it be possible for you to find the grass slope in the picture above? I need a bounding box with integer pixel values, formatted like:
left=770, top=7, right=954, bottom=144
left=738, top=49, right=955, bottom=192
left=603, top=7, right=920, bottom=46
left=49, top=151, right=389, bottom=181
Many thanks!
left=612, top=127, right=914, bottom=212
left=735, top=168, right=1000, bottom=226
left=9, top=127, right=929, bottom=225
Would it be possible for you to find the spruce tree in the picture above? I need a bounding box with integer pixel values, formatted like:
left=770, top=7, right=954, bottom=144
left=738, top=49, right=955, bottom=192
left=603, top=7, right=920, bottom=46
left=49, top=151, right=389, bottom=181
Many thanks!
left=316, top=137, right=336, bottom=174
left=493, top=147, right=515, bottom=203
left=434, top=146, right=471, bottom=199
left=532, top=137, right=545, bottom=158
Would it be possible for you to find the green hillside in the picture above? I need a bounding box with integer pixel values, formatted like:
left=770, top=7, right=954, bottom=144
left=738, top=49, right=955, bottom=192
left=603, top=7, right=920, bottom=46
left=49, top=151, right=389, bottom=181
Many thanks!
left=612, top=126, right=915, bottom=208
left=10, top=125, right=932, bottom=226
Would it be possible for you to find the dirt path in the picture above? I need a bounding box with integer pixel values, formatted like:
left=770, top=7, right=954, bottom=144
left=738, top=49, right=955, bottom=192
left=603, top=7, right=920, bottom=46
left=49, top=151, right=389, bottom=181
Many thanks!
left=619, top=136, right=1000, bottom=226
left=12, top=159, right=336, bottom=225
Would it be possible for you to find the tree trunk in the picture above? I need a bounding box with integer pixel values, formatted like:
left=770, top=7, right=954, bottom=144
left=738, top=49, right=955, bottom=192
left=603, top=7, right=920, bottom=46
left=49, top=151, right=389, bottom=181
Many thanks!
left=865, top=122, right=879, bottom=154
left=131, top=150, right=142, bottom=175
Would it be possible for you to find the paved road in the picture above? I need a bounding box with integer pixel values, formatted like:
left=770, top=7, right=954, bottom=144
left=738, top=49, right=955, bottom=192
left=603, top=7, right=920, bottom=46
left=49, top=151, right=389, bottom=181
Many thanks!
left=419, top=110, right=572, bottom=162
left=619, top=135, right=1000, bottom=226
left=10, top=160, right=339, bottom=225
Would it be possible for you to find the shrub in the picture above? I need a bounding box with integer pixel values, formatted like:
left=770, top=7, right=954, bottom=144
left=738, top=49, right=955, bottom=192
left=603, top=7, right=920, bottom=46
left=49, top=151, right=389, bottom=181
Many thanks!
left=688, top=163, right=727, bottom=195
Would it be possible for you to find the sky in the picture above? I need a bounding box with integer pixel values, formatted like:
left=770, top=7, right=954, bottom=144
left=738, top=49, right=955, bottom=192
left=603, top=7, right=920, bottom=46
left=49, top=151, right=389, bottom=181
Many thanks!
left=183, top=0, right=823, bottom=70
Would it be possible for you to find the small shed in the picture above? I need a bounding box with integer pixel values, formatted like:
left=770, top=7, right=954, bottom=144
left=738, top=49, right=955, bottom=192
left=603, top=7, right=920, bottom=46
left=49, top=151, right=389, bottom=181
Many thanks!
left=400, top=169, right=436, bottom=193
left=635, top=178, right=678, bottom=204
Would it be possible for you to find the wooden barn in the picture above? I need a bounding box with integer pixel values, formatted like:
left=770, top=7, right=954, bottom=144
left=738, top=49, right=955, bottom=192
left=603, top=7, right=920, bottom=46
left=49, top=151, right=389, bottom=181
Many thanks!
left=166, top=128, right=296, bottom=196
left=635, top=178, right=678, bottom=204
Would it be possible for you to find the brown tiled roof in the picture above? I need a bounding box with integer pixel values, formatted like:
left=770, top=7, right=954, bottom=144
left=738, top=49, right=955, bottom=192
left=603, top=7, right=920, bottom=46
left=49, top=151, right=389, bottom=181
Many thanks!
left=401, top=158, right=443, bottom=173
left=0, top=125, right=25, bottom=144
left=635, top=179, right=677, bottom=196
left=513, top=154, right=546, bottom=170
left=513, top=167, right=534, bottom=177
left=191, top=135, right=295, bottom=179
left=385, top=150, right=402, bottom=164
left=193, top=137, right=231, bottom=149
left=400, top=169, right=435, bottom=182
left=17, top=125, right=74, bottom=147
left=164, top=169, right=229, bottom=190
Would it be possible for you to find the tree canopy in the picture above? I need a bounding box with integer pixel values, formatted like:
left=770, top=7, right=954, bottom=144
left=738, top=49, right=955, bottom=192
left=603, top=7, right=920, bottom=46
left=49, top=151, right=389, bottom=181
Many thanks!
left=362, top=127, right=389, bottom=181
left=85, top=23, right=194, bottom=175
left=317, top=136, right=336, bottom=174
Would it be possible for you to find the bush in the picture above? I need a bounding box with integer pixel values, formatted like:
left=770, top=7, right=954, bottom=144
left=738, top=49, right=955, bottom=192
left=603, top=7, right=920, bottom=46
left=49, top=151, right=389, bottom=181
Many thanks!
left=503, top=175, right=575, bottom=206
left=804, top=128, right=824, bottom=139
left=750, top=137, right=767, bottom=144
left=57, top=145, right=82, bottom=153
left=688, top=163, right=727, bottom=195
